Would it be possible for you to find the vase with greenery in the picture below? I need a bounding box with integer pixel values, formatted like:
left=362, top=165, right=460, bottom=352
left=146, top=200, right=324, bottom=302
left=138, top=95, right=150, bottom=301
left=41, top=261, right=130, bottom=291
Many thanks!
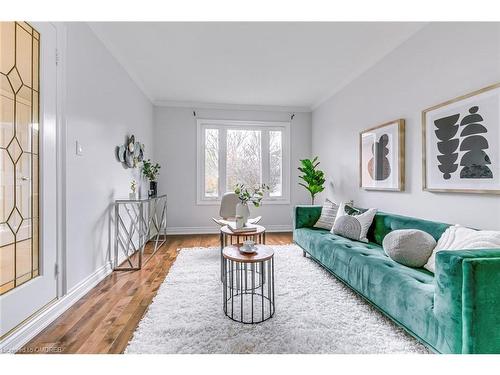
left=142, top=159, right=161, bottom=197
left=234, top=183, right=269, bottom=224
left=298, top=156, right=325, bottom=204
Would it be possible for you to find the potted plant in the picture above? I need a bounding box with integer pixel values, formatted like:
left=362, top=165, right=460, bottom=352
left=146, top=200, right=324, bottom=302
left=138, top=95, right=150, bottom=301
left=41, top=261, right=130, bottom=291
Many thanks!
left=142, top=159, right=161, bottom=197
left=298, top=156, right=325, bottom=204
left=234, top=183, right=269, bottom=225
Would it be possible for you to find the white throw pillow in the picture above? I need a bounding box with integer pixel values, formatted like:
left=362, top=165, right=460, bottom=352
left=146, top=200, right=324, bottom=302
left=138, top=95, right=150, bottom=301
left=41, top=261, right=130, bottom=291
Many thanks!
left=331, top=202, right=377, bottom=243
left=424, top=225, right=500, bottom=273
left=314, top=199, right=339, bottom=230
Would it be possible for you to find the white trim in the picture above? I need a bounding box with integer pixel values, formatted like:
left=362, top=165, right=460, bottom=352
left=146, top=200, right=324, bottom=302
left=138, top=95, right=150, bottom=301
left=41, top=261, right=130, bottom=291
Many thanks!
left=195, top=198, right=291, bottom=206
left=0, top=262, right=113, bottom=353
left=153, top=100, right=310, bottom=113
left=166, top=225, right=292, bottom=235
left=196, top=119, right=291, bottom=205
left=197, top=119, right=291, bottom=127
left=53, top=22, right=68, bottom=298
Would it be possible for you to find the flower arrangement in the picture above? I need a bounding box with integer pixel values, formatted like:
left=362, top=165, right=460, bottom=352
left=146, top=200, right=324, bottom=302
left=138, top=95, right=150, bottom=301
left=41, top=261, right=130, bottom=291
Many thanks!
left=234, top=183, right=270, bottom=207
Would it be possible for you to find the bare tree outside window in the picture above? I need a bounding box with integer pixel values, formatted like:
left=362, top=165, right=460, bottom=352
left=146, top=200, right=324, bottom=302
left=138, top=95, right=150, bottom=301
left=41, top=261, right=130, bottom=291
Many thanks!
left=269, top=130, right=282, bottom=196
left=204, top=129, right=218, bottom=197
left=226, top=129, right=262, bottom=190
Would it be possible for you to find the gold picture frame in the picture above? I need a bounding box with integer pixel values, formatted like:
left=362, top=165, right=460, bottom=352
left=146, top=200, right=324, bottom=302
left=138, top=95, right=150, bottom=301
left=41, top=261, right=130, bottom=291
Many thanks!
left=359, top=119, right=405, bottom=191
left=422, top=83, right=500, bottom=194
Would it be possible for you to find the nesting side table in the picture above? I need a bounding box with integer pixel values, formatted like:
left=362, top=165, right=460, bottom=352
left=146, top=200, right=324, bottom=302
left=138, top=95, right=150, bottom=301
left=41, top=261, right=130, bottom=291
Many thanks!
left=219, top=224, right=266, bottom=249
left=222, top=244, right=275, bottom=324
left=219, top=225, right=266, bottom=280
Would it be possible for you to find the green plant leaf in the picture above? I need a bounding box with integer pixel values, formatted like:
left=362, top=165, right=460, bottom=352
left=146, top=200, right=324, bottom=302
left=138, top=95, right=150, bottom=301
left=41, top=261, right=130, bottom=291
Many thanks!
left=297, top=157, right=326, bottom=204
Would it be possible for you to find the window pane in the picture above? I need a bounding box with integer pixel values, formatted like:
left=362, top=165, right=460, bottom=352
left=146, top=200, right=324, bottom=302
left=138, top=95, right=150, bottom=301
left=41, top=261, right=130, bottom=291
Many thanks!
left=269, top=130, right=282, bottom=197
left=204, top=129, right=218, bottom=197
left=226, top=129, right=261, bottom=191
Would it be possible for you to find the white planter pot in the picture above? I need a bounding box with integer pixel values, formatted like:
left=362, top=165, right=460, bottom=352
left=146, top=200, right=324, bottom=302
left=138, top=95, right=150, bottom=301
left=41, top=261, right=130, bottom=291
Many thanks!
left=236, top=202, right=250, bottom=225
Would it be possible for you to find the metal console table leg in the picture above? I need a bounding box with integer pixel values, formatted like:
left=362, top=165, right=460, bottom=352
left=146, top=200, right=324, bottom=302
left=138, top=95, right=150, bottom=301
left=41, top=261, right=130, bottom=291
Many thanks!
left=114, top=195, right=167, bottom=271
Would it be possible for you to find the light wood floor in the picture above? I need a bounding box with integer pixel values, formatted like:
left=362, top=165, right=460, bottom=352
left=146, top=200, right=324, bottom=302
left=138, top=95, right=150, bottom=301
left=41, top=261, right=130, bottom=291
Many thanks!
left=19, top=232, right=293, bottom=354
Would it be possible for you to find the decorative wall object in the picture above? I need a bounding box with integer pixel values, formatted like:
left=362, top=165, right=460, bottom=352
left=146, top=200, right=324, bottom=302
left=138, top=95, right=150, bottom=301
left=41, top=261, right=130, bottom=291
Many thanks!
left=117, top=134, right=145, bottom=168
left=423, top=83, right=500, bottom=193
left=359, top=119, right=405, bottom=191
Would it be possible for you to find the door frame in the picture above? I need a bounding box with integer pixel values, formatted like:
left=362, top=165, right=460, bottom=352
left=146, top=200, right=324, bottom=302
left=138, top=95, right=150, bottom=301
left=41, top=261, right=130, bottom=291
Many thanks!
left=54, top=22, right=67, bottom=298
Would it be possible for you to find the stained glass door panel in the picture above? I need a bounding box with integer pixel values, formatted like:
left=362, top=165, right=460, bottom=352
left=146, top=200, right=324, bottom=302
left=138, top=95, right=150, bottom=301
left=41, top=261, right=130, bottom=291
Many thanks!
left=0, top=21, right=39, bottom=295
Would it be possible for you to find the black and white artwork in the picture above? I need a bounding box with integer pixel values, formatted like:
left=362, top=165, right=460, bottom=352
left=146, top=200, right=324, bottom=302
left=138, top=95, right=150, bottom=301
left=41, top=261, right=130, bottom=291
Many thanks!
left=360, top=120, right=405, bottom=191
left=423, top=83, right=500, bottom=193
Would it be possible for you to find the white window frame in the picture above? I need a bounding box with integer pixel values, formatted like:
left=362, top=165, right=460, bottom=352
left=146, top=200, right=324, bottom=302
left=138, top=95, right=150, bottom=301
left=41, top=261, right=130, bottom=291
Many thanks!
left=196, top=119, right=291, bottom=205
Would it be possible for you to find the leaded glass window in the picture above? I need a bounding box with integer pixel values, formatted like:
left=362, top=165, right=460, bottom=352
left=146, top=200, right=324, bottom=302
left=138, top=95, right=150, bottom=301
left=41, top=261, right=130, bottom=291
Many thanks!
left=0, top=21, right=40, bottom=295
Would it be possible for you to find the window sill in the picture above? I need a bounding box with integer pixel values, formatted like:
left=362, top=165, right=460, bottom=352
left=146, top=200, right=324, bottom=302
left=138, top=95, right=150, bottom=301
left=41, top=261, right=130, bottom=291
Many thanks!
left=196, top=199, right=291, bottom=206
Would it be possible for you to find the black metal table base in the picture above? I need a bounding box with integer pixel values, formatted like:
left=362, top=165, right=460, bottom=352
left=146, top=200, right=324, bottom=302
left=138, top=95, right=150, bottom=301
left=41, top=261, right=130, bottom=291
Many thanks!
left=222, top=257, right=275, bottom=324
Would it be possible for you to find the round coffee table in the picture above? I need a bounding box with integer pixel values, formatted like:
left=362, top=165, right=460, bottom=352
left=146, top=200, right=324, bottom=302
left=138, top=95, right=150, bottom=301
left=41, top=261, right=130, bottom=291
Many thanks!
left=222, top=244, right=275, bottom=324
left=219, top=225, right=266, bottom=281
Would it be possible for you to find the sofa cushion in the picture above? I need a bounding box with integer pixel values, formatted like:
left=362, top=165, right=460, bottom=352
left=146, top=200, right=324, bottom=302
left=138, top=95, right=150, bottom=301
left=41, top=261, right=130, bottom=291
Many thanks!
left=332, top=202, right=377, bottom=242
left=368, top=211, right=449, bottom=246
left=313, top=199, right=339, bottom=230
left=383, top=229, right=436, bottom=268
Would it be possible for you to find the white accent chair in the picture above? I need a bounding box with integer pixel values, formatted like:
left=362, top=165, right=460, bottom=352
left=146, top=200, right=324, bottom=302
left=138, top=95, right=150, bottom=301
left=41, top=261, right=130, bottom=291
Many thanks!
left=212, top=192, right=262, bottom=226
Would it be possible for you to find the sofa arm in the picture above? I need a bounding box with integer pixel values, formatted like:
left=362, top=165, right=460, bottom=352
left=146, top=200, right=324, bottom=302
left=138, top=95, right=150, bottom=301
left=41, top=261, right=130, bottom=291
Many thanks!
left=294, top=205, right=322, bottom=229
left=434, top=249, right=500, bottom=353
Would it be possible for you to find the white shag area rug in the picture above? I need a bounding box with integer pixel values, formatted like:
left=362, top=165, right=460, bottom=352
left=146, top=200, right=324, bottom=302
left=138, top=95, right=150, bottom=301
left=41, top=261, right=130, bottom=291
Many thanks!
left=126, top=244, right=430, bottom=354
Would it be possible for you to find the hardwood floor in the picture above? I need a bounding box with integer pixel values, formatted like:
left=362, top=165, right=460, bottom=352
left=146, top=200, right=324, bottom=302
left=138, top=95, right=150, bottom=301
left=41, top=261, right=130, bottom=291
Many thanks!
left=19, top=232, right=293, bottom=354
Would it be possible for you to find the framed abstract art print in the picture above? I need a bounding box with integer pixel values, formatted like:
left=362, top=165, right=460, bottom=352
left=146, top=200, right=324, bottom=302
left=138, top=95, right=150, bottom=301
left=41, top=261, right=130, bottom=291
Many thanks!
left=422, top=83, right=500, bottom=194
left=359, top=119, right=405, bottom=191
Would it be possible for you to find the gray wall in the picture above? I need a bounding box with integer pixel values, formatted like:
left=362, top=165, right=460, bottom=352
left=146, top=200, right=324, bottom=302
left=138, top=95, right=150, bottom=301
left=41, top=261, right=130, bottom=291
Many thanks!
left=65, top=23, right=154, bottom=291
left=153, top=106, right=312, bottom=232
left=312, top=22, right=500, bottom=229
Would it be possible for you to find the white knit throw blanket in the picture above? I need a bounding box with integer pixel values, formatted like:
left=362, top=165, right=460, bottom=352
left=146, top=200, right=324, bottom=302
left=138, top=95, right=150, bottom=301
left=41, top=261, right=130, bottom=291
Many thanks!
left=424, top=225, right=500, bottom=273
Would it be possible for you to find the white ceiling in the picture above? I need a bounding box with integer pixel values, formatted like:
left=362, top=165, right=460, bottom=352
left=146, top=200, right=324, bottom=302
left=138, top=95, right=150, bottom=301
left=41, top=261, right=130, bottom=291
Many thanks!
left=88, top=22, right=426, bottom=110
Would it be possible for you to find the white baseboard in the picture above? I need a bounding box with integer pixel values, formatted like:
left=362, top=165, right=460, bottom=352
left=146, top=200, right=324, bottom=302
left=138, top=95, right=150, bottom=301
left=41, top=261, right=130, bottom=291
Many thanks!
left=166, top=224, right=292, bottom=235
left=0, top=262, right=113, bottom=353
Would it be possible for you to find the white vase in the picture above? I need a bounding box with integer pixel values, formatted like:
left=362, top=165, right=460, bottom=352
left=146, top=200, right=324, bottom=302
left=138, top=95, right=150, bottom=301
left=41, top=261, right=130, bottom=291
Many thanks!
left=236, top=202, right=250, bottom=225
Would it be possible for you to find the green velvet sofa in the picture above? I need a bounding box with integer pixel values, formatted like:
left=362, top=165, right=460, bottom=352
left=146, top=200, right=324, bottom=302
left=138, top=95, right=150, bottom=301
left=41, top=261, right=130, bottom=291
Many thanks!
left=293, top=205, right=500, bottom=354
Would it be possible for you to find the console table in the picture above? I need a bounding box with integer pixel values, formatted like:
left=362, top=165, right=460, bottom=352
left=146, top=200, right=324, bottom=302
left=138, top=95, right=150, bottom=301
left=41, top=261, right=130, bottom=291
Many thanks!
left=113, top=195, right=167, bottom=271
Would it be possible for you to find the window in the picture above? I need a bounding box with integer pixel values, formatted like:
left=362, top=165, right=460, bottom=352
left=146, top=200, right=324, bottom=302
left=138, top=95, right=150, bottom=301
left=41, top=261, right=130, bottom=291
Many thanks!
left=197, top=119, right=290, bottom=204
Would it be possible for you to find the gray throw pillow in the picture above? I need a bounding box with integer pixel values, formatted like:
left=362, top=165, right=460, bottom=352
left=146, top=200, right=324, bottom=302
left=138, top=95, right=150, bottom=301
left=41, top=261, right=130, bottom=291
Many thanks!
left=314, top=199, right=339, bottom=230
left=331, top=202, right=377, bottom=242
left=382, top=229, right=436, bottom=268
